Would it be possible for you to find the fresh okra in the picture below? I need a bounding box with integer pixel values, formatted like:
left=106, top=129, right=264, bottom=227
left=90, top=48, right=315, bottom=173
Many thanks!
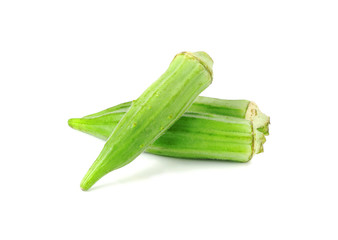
left=79, top=51, right=213, bottom=190
left=69, top=97, right=269, bottom=163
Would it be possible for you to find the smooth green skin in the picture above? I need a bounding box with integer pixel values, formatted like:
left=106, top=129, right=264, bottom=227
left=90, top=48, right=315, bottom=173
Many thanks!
left=69, top=111, right=255, bottom=162
left=80, top=52, right=213, bottom=190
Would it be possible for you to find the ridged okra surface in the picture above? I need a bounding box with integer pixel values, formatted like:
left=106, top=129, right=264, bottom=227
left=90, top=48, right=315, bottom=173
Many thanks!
left=79, top=51, right=213, bottom=190
left=69, top=111, right=260, bottom=162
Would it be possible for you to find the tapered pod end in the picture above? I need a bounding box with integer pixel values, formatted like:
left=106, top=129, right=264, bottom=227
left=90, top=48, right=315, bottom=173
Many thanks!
left=80, top=173, right=91, bottom=191
left=80, top=170, right=100, bottom=191
left=68, top=118, right=80, bottom=130
left=80, top=140, right=122, bottom=191
left=80, top=182, right=91, bottom=191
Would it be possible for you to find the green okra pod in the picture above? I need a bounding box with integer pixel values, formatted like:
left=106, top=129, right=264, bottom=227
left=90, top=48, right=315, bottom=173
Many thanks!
left=69, top=97, right=269, bottom=162
left=79, top=51, right=213, bottom=190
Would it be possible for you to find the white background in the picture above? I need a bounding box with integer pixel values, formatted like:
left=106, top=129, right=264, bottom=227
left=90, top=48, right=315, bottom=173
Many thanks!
left=1, top=0, right=337, bottom=239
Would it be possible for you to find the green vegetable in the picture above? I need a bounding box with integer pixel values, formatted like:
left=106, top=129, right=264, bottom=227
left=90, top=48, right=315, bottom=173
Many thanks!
left=69, top=97, right=269, bottom=162
left=79, top=51, right=213, bottom=191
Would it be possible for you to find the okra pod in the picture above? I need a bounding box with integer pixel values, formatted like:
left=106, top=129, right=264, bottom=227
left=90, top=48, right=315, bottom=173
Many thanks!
left=79, top=51, right=213, bottom=190
left=69, top=97, right=269, bottom=161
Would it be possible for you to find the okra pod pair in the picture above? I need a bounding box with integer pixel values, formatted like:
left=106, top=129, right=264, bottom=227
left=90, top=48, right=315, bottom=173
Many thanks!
left=69, top=51, right=270, bottom=191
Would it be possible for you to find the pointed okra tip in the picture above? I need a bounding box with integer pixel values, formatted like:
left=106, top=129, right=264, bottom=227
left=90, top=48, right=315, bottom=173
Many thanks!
left=80, top=159, right=108, bottom=191
left=68, top=118, right=78, bottom=129
left=80, top=172, right=95, bottom=191
left=80, top=184, right=89, bottom=191
left=68, top=118, right=88, bottom=133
